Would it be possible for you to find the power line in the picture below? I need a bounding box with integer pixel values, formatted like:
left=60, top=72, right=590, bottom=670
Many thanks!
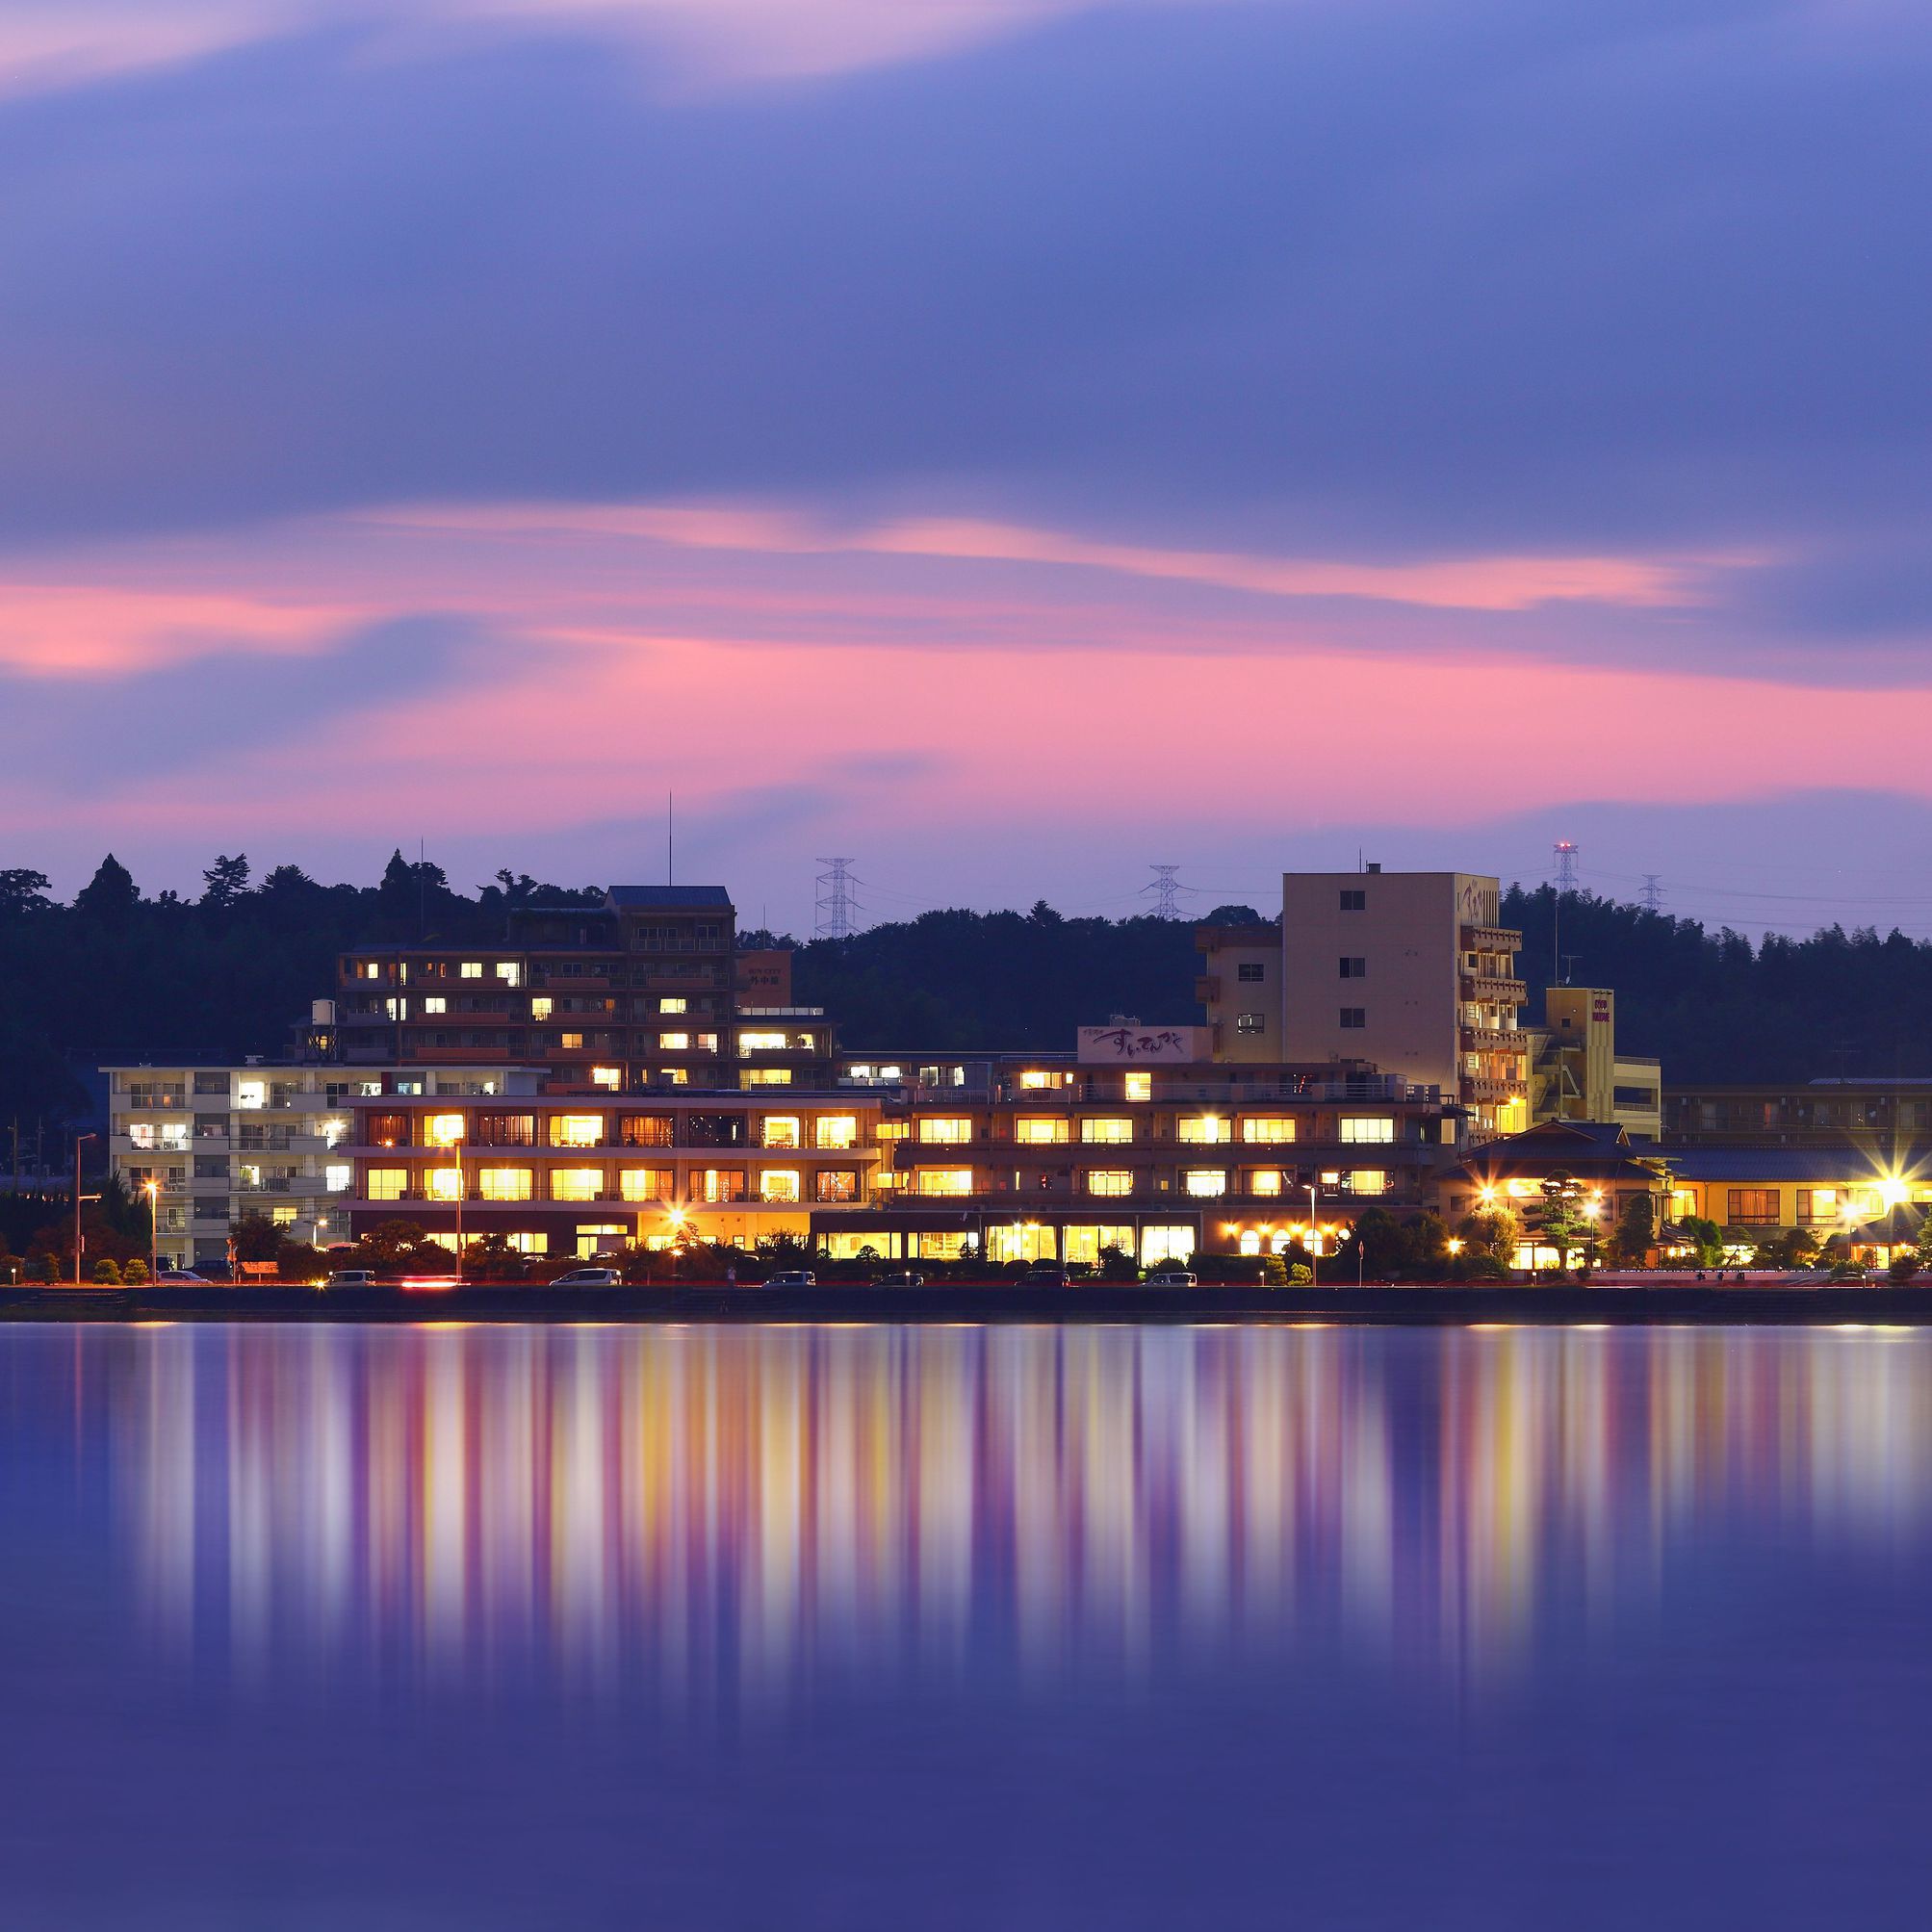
left=812, top=858, right=863, bottom=940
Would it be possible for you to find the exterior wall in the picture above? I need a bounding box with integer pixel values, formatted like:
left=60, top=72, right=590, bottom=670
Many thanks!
left=1195, top=925, right=1282, bottom=1064
left=1663, top=1081, right=1932, bottom=1146
left=1278, top=870, right=1528, bottom=1139
left=1610, top=1056, right=1662, bottom=1142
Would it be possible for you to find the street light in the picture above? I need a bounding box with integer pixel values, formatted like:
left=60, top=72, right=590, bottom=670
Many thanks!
left=72, top=1132, right=98, bottom=1287
left=451, top=1136, right=466, bottom=1285
left=1306, top=1182, right=1319, bottom=1292
left=142, top=1178, right=159, bottom=1282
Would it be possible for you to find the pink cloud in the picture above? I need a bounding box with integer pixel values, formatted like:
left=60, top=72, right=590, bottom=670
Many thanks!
left=0, top=582, right=357, bottom=675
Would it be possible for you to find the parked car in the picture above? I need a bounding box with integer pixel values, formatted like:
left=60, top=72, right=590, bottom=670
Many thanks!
left=153, top=1268, right=209, bottom=1285
left=1020, top=1265, right=1072, bottom=1289
left=763, top=1270, right=817, bottom=1288
left=551, top=1267, right=621, bottom=1288
left=1145, top=1268, right=1198, bottom=1288
left=323, top=1268, right=375, bottom=1290
left=873, top=1271, right=926, bottom=1289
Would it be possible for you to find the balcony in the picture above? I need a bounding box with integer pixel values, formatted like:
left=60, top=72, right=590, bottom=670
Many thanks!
left=1460, top=924, right=1522, bottom=954
left=1461, top=1073, right=1523, bottom=1105
left=1460, top=974, right=1527, bottom=1005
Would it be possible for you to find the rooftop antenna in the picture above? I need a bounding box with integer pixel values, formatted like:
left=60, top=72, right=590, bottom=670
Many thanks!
left=1560, top=952, right=1583, bottom=987
left=814, top=858, right=862, bottom=940
left=1145, top=864, right=1184, bottom=920
left=667, top=791, right=674, bottom=887
left=1552, top=840, right=1578, bottom=989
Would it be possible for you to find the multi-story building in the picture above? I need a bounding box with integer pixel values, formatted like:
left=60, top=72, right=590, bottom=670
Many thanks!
left=105, top=1059, right=533, bottom=1270
left=340, top=1041, right=1465, bottom=1267
left=1200, top=867, right=1530, bottom=1139
left=1662, top=1077, right=1932, bottom=1147
left=332, top=887, right=831, bottom=1095
left=1525, top=986, right=1662, bottom=1142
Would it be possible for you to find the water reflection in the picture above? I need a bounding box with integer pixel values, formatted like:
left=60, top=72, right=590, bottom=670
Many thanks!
left=109, top=1323, right=1932, bottom=1697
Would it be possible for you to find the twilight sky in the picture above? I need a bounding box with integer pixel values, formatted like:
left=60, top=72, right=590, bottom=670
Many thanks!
left=3, top=0, right=1930, bottom=936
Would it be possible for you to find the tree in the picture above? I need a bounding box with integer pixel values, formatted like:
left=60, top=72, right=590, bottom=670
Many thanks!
left=1201, top=904, right=1266, bottom=926
left=0, top=868, right=53, bottom=915
left=73, top=853, right=139, bottom=918
left=1614, top=1191, right=1656, bottom=1266
left=91, top=1257, right=122, bottom=1285
left=357, top=1219, right=437, bottom=1270
left=1458, top=1204, right=1522, bottom=1268
left=230, top=1212, right=286, bottom=1264
left=1525, top=1170, right=1592, bottom=1280
left=200, top=854, right=251, bottom=908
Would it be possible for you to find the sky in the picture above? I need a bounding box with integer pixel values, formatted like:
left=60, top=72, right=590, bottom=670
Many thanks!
left=3, top=0, right=1930, bottom=937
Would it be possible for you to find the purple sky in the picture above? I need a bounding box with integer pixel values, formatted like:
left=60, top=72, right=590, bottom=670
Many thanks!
left=2, top=0, right=1929, bottom=934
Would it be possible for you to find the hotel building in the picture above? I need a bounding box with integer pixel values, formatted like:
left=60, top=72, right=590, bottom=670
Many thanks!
left=1199, top=868, right=1531, bottom=1138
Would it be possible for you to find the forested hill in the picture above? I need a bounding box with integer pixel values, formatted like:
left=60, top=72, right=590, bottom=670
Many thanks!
left=5, top=854, right=1932, bottom=1120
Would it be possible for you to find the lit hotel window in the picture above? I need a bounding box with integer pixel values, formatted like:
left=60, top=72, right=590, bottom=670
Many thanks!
left=591, top=1067, right=622, bottom=1090
left=1350, top=1171, right=1389, bottom=1195
left=1015, top=1119, right=1069, bottom=1145
left=1183, top=1170, right=1228, bottom=1198
left=760, top=1171, right=802, bottom=1203
left=550, top=1169, right=603, bottom=1202
left=814, top=1116, right=858, bottom=1149
left=1177, top=1117, right=1228, bottom=1145
left=366, top=1168, right=406, bottom=1201
left=478, top=1168, right=533, bottom=1200
left=1124, top=1073, right=1152, bottom=1103
left=741, top=1069, right=792, bottom=1087
left=560, top=1032, right=584, bottom=1051
left=1085, top=1171, right=1133, bottom=1198
left=549, top=1115, right=605, bottom=1147
left=424, top=996, right=447, bottom=1015
left=915, top=1169, right=973, bottom=1198
left=460, top=962, right=482, bottom=979
left=1080, top=1119, right=1134, bottom=1145
left=659, top=997, right=687, bottom=1015
left=763, top=1117, right=801, bottom=1147
left=426, top=1168, right=462, bottom=1200
left=739, top=1031, right=787, bottom=1052
left=496, top=963, right=520, bottom=987
left=1247, top=1170, right=1285, bottom=1196
left=1339, top=1118, right=1395, bottom=1144
left=659, top=1033, right=690, bottom=1051
left=530, top=997, right=554, bottom=1020
left=659, top=1069, right=689, bottom=1086
left=425, top=1113, right=465, bottom=1147
left=917, top=1118, right=973, bottom=1145
left=1242, top=1118, right=1296, bottom=1144
left=619, top=1169, right=673, bottom=1202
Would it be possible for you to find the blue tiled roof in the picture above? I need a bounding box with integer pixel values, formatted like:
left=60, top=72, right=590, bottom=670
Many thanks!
left=606, top=886, right=734, bottom=909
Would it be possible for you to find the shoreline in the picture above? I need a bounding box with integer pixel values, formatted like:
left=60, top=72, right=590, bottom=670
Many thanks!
left=6, top=1281, right=1932, bottom=1325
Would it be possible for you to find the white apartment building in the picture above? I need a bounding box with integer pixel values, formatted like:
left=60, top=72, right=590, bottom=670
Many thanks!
left=105, top=1060, right=533, bottom=1270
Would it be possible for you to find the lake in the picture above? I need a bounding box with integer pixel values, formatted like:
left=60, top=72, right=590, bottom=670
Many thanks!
left=1, top=1320, right=1928, bottom=1927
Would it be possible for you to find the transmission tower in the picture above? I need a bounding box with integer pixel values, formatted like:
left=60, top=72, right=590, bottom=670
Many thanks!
left=1144, top=864, right=1184, bottom=920
left=813, top=858, right=863, bottom=940
left=1553, top=840, right=1580, bottom=893
left=1640, top=873, right=1664, bottom=913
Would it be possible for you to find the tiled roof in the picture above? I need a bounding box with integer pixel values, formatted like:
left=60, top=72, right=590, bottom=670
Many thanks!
left=606, top=886, right=734, bottom=909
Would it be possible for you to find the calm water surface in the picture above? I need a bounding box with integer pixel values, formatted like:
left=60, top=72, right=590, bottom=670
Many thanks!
left=1, top=1321, right=1929, bottom=1927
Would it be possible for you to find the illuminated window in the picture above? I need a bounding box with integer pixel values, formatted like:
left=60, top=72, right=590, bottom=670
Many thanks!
left=1014, top=1118, right=1069, bottom=1145
left=1123, top=1073, right=1152, bottom=1103
left=530, top=997, right=554, bottom=1020
left=815, top=1170, right=859, bottom=1202
left=1339, top=1118, right=1395, bottom=1144
left=695, top=1169, right=746, bottom=1203
left=237, top=1080, right=266, bottom=1110
left=1080, top=1118, right=1134, bottom=1145
left=477, top=1168, right=533, bottom=1200
left=763, top=1117, right=801, bottom=1148
left=550, top=1169, right=603, bottom=1202
left=1247, top=1170, right=1284, bottom=1196
left=876, top=1121, right=910, bottom=1141
left=549, top=1115, right=605, bottom=1147
left=495, top=963, right=521, bottom=987
left=425, top=1113, right=466, bottom=1147
left=620, top=1116, right=673, bottom=1146
left=366, top=1168, right=406, bottom=1201
left=591, top=1067, right=622, bottom=1090
left=384, top=998, right=405, bottom=1022
left=619, top=1168, right=674, bottom=1202
left=918, top=1118, right=973, bottom=1145
left=1018, top=1069, right=1068, bottom=1091
left=738, top=1031, right=787, bottom=1052
left=915, top=1169, right=973, bottom=1198
left=1183, top=1170, right=1227, bottom=1198
left=659, top=997, right=687, bottom=1015
left=1726, top=1189, right=1780, bottom=1224
left=696, top=1033, right=719, bottom=1052
left=1177, top=1117, right=1229, bottom=1145
left=560, top=1033, right=584, bottom=1051
left=760, top=1170, right=802, bottom=1203
left=574, top=1225, right=625, bottom=1260
left=270, top=1205, right=298, bottom=1226
left=360, top=963, right=381, bottom=980
left=425, top=1167, right=462, bottom=1200
left=913, top=1231, right=969, bottom=1260
left=424, top=996, right=447, bottom=1015
left=460, top=963, right=482, bottom=979
left=660, top=1032, right=690, bottom=1051
left=660, top=1069, right=689, bottom=1086
left=814, top=1116, right=858, bottom=1149
left=1349, top=1170, right=1389, bottom=1195
left=1141, top=1225, right=1195, bottom=1265
left=324, top=1163, right=351, bottom=1193
left=741, top=1069, right=792, bottom=1087
left=1085, top=1170, right=1133, bottom=1197
left=1242, top=1118, right=1296, bottom=1144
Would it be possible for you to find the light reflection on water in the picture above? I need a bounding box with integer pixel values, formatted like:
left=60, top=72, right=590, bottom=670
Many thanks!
left=103, top=1322, right=1932, bottom=1700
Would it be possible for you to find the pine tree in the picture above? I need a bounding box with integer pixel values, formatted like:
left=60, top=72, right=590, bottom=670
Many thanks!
left=200, top=854, right=251, bottom=908
left=73, top=854, right=139, bottom=918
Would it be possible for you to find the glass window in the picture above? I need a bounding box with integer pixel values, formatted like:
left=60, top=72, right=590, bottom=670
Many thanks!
left=1141, top=1226, right=1196, bottom=1264
left=475, top=1113, right=535, bottom=1146
left=619, top=1168, right=674, bottom=1202
left=1080, top=1119, right=1134, bottom=1145
left=560, top=1033, right=585, bottom=1051
left=1014, top=1118, right=1069, bottom=1145
left=659, top=997, right=687, bottom=1015
left=621, top=1116, right=674, bottom=1146
left=426, top=1167, right=462, bottom=1200
left=550, top=1169, right=603, bottom=1201
left=1237, top=963, right=1265, bottom=983
left=1339, top=1118, right=1395, bottom=1144
left=659, top=1069, right=689, bottom=1086
left=1349, top=1170, right=1389, bottom=1195
left=425, top=1113, right=466, bottom=1146
left=549, top=1115, right=605, bottom=1147
left=695, top=1169, right=746, bottom=1202
left=591, top=1067, right=622, bottom=1090
left=915, top=1169, right=973, bottom=1198
left=1339, top=1008, right=1366, bottom=1029
left=366, top=1168, right=407, bottom=1201
left=760, top=1170, right=802, bottom=1203
left=1236, top=1014, right=1266, bottom=1034
left=477, top=1168, right=533, bottom=1201
left=496, top=963, right=521, bottom=987
left=530, top=997, right=554, bottom=1020
left=917, top=1118, right=973, bottom=1145
left=813, top=1116, right=858, bottom=1150
left=814, top=1170, right=859, bottom=1202
left=741, top=1069, right=792, bottom=1087
left=1242, top=1118, right=1296, bottom=1144
left=1726, top=1189, right=1781, bottom=1224
left=1177, top=1117, right=1228, bottom=1145
left=1183, top=1170, right=1228, bottom=1197
left=660, top=1032, right=690, bottom=1051
left=424, top=997, right=447, bottom=1015
left=738, top=1031, right=787, bottom=1052
left=1085, top=1170, right=1133, bottom=1197
left=762, top=1117, right=801, bottom=1148
left=1339, top=889, right=1366, bottom=912
left=237, top=1080, right=266, bottom=1110
left=1338, top=957, right=1366, bottom=979
left=460, top=962, right=482, bottom=979
left=1246, top=1170, right=1285, bottom=1196
left=324, top=1163, right=351, bottom=1193
left=1123, top=1073, right=1152, bottom=1103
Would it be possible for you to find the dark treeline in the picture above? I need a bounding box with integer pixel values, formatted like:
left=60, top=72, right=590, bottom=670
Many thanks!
left=4, top=857, right=1932, bottom=1126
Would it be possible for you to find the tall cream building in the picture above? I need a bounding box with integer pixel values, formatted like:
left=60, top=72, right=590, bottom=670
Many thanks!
left=1199, top=867, right=1531, bottom=1140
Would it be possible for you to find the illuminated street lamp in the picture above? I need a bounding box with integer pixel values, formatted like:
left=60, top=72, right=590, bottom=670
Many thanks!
left=1306, top=1182, right=1320, bottom=1292
left=142, top=1178, right=159, bottom=1281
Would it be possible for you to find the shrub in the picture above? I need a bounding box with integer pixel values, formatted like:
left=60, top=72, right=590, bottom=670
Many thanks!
left=91, top=1257, right=122, bottom=1285
left=120, top=1258, right=150, bottom=1286
left=1889, top=1253, right=1919, bottom=1285
left=1287, top=1263, right=1313, bottom=1286
left=1259, top=1254, right=1288, bottom=1287
left=33, top=1252, right=60, bottom=1285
